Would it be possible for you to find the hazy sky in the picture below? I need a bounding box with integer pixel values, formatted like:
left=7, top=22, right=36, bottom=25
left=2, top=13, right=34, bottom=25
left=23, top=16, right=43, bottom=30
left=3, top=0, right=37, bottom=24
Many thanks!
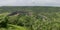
left=0, top=0, right=60, bottom=6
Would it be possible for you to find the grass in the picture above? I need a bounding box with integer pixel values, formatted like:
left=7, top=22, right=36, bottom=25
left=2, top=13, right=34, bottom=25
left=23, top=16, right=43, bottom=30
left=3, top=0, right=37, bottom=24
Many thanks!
left=0, top=24, right=29, bottom=30
left=0, top=13, right=30, bottom=30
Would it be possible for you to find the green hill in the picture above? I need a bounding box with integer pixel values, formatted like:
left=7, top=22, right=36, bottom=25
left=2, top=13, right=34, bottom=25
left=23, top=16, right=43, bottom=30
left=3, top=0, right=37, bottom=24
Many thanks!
left=0, top=6, right=60, bottom=30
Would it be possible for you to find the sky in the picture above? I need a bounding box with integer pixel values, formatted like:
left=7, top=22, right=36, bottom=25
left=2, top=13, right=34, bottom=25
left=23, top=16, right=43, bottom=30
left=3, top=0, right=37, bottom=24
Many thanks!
left=0, top=0, right=60, bottom=6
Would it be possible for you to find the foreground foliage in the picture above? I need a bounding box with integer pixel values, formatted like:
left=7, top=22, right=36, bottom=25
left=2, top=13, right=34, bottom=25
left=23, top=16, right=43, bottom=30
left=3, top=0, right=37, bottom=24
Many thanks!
left=0, top=24, right=28, bottom=30
left=0, top=6, right=60, bottom=30
left=0, top=12, right=60, bottom=30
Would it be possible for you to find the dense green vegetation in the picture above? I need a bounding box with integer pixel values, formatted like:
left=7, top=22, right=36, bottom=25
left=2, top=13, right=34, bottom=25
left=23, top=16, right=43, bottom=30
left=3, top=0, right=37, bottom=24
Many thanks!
left=0, top=6, right=60, bottom=30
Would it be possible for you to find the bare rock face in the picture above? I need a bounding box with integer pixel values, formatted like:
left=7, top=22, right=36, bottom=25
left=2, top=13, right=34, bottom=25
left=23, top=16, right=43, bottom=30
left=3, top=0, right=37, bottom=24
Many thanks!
left=7, top=11, right=18, bottom=16
left=7, top=10, right=33, bottom=16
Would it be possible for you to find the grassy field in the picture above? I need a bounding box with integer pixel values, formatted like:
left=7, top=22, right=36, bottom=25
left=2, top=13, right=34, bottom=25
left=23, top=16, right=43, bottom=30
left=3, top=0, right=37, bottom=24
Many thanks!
left=0, top=6, right=60, bottom=30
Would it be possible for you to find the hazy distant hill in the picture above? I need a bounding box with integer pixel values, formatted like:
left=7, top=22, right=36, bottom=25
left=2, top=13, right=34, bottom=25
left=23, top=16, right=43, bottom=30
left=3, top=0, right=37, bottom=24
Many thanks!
left=0, top=6, right=60, bottom=13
